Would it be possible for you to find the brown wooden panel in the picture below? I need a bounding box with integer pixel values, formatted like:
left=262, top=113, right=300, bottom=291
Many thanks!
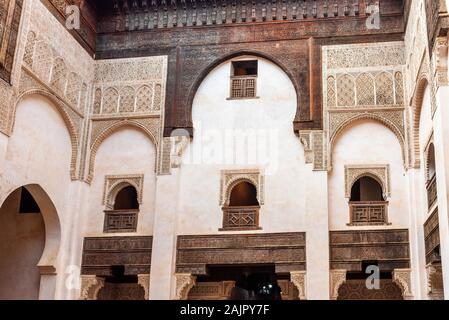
left=329, top=229, right=410, bottom=271
left=424, top=209, right=441, bottom=264
left=176, top=232, right=306, bottom=275
left=0, top=0, right=23, bottom=83
left=81, top=236, right=152, bottom=276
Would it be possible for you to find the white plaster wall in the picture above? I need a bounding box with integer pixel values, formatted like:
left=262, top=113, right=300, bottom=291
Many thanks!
left=0, top=94, right=74, bottom=298
left=1, top=95, right=72, bottom=208
left=177, top=56, right=310, bottom=235
left=85, top=128, right=157, bottom=236
left=329, top=119, right=409, bottom=230
left=0, top=188, right=45, bottom=300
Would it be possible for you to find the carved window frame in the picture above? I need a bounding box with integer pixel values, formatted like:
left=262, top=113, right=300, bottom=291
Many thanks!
left=219, top=169, right=264, bottom=231
left=344, top=165, right=391, bottom=226
left=102, top=174, right=144, bottom=233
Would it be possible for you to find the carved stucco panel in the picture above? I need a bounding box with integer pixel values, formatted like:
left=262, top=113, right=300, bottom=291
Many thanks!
left=175, top=273, right=196, bottom=300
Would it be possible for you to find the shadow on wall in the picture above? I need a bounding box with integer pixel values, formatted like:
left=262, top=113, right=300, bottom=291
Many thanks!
left=0, top=184, right=61, bottom=300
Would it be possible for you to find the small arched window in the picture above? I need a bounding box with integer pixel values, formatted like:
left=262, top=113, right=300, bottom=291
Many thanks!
left=350, top=176, right=384, bottom=202
left=222, top=181, right=260, bottom=231
left=104, top=185, right=139, bottom=233
left=349, top=176, right=388, bottom=226
left=114, top=186, right=139, bottom=210
left=229, top=181, right=259, bottom=207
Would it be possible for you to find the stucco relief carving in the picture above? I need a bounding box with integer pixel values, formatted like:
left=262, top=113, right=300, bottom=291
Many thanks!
left=433, top=36, right=448, bottom=87
left=392, top=268, right=413, bottom=300
left=79, top=275, right=105, bottom=300
left=220, top=169, right=265, bottom=206
left=330, top=270, right=347, bottom=300
left=92, top=57, right=166, bottom=116
left=426, top=264, right=444, bottom=300
left=137, top=274, right=150, bottom=300
left=344, top=165, right=390, bottom=199
left=290, top=271, right=306, bottom=300
left=175, top=273, right=196, bottom=300
left=323, top=42, right=408, bottom=171
left=103, top=174, right=144, bottom=209
left=298, top=130, right=326, bottom=170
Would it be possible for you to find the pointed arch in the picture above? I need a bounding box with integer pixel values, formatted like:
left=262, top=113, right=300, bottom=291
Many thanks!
left=411, top=74, right=430, bottom=168
left=183, top=50, right=300, bottom=136
left=0, top=184, right=61, bottom=299
left=10, top=90, right=79, bottom=180
left=329, top=114, right=406, bottom=168
left=87, top=121, right=158, bottom=183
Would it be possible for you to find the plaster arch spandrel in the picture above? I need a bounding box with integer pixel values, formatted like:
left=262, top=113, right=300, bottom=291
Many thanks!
left=87, top=119, right=159, bottom=183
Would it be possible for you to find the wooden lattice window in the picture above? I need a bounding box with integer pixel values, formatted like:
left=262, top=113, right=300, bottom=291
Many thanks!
left=104, top=210, right=138, bottom=233
left=348, top=176, right=389, bottom=226
left=104, top=186, right=139, bottom=233
left=221, top=181, right=261, bottom=231
left=229, top=60, right=258, bottom=99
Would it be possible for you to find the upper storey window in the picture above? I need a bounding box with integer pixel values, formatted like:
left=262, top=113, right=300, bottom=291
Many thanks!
left=229, top=60, right=258, bottom=99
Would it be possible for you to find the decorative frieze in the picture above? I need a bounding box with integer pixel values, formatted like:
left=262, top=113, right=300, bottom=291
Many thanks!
left=81, top=236, right=153, bottom=276
left=92, top=57, right=166, bottom=116
left=329, top=230, right=410, bottom=271
left=176, top=233, right=306, bottom=275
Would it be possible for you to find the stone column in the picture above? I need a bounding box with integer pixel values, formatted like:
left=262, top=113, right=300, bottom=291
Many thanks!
left=305, top=170, right=330, bottom=299
left=430, top=34, right=449, bottom=299
left=149, top=167, right=181, bottom=299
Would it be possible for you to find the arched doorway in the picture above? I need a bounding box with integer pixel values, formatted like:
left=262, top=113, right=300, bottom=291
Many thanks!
left=0, top=185, right=61, bottom=299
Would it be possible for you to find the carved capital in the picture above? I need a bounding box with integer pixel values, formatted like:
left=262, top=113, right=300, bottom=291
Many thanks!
left=290, top=271, right=306, bottom=300
left=392, top=268, right=413, bottom=300
left=330, top=269, right=347, bottom=300
left=175, top=273, right=196, bottom=300
left=426, top=264, right=444, bottom=300
left=79, top=275, right=105, bottom=300
left=137, top=274, right=150, bottom=300
left=171, top=135, right=190, bottom=168
left=434, top=36, right=448, bottom=87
